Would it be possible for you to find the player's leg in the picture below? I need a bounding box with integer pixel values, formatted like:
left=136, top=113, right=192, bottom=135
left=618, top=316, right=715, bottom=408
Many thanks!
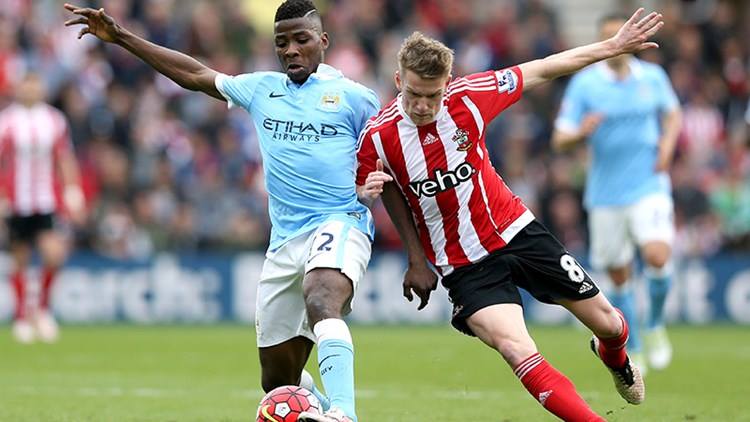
left=300, top=220, right=371, bottom=422
left=510, top=220, right=643, bottom=405
left=34, top=216, right=68, bottom=342
left=7, top=216, right=34, bottom=343
left=443, top=240, right=604, bottom=421
left=632, top=193, right=675, bottom=370
left=589, top=206, right=644, bottom=369
left=559, top=293, right=645, bottom=404
left=255, top=234, right=329, bottom=410
left=466, top=303, right=604, bottom=421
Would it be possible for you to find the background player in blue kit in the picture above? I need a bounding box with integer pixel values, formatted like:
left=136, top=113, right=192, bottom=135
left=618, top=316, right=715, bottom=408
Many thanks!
left=553, top=14, right=682, bottom=375
left=65, top=1, right=383, bottom=421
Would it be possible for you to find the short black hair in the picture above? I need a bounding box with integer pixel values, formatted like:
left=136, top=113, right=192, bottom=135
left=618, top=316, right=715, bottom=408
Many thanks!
left=275, top=0, right=318, bottom=22
left=599, top=13, right=629, bottom=28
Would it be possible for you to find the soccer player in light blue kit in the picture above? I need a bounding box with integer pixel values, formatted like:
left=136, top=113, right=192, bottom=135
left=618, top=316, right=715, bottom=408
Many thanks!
left=552, top=14, right=682, bottom=375
left=65, top=1, right=386, bottom=420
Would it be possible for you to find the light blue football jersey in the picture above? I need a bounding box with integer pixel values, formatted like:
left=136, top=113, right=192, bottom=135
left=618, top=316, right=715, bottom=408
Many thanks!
left=215, top=64, right=379, bottom=250
left=556, top=59, right=680, bottom=209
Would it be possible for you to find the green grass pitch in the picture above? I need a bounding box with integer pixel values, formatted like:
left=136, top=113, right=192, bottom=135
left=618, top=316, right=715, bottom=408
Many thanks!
left=1, top=325, right=748, bottom=421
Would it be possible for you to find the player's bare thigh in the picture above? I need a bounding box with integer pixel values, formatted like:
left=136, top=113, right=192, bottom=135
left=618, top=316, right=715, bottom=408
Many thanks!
left=466, top=303, right=538, bottom=368
left=303, top=268, right=354, bottom=323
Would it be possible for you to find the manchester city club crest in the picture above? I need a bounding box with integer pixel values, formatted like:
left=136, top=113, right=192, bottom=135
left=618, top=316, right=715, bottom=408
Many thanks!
left=451, top=128, right=472, bottom=151
left=318, top=92, right=341, bottom=112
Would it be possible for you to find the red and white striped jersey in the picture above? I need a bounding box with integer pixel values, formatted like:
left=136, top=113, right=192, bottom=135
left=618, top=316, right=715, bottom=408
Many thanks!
left=357, top=67, right=534, bottom=275
left=0, top=103, right=72, bottom=216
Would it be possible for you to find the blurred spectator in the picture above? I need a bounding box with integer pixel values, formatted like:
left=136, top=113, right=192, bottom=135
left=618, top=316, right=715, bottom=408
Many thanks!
left=0, top=0, right=747, bottom=260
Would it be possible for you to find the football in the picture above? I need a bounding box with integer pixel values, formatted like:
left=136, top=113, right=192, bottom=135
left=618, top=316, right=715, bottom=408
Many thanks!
left=256, top=385, right=322, bottom=422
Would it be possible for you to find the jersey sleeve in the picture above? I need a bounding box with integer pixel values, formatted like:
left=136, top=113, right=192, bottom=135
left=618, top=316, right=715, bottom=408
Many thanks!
left=451, top=66, right=524, bottom=123
left=356, top=129, right=378, bottom=186
left=555, top=74, right=588, bottom=133
left=215, top=72, right=264, bottom=109
left=353, top=88, right=381, bottom=138
left=655, top=66, right=680, bottom=112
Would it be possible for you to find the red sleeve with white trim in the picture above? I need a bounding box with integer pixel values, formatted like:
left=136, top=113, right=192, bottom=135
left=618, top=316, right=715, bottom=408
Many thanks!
left=356, top=130, right=378, bottom=186
left=449, top=66, right=524, bottom=123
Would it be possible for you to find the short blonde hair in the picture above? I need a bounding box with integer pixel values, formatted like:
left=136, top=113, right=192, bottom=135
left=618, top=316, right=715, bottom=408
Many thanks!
left=397, top=32, right=454, bottom=79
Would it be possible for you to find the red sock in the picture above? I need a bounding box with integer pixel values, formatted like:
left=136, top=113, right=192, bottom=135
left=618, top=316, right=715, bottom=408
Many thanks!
left=515, top=353, right=604, bottom=422
left=596, top=308, right=629, bottom=369
left=39, top=267, right=57, bottom=311
left=10, top=271, right=26, bottom=319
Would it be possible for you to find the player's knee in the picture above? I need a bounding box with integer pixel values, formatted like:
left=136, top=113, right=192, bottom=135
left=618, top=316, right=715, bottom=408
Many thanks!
left=607, top=266, right=630, bottom=285
left=644, top=250, right=669, bottom=269
left=492, top=336, right=537, bottom=367
left=597, top=308, right=625, bottom=338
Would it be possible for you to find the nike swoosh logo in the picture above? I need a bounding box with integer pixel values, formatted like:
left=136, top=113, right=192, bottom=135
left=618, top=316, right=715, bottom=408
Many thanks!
left=260, top=405, right=281, bottom=422
left=269, top=92, right=285, bottom=98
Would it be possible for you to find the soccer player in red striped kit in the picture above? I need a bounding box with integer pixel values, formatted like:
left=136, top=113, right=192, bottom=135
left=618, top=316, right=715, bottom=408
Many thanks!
left=0, top=72, right=85, bottom=343
left=356, top=9, right=664, bottom=421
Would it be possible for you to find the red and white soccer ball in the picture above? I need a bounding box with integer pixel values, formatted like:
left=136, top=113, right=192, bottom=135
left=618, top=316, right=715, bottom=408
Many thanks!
left=256, top=385, right=322, bottom=422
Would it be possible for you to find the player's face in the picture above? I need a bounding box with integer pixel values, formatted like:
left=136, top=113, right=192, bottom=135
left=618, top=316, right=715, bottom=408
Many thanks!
left=396, top=69, right=450, bottom=126
left=600, top=19, right=629, bottom=66
left=16, top=74, right=46, bottom=106
left=274, top=17, right=329, bottom=84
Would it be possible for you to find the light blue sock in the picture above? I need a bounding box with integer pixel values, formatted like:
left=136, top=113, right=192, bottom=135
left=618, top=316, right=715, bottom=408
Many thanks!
left=609, top=285, right=642, bottom=353
left=309, top=383, right=331, bottom=411
left=646, top=266, right=672, bottom=329
left=315, top=319, right=357, bottom=421
left=301, top=369, right=331, bottom=411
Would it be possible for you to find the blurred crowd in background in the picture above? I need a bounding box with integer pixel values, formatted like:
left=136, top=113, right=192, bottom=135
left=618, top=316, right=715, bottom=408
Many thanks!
left=0, top=0, right=748, bottom=260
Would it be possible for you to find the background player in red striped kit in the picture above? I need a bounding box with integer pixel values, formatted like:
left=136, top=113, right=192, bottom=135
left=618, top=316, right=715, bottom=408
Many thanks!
left=356, top=9, right=665, bottom=421
left=0, top=72, right=85, bottom=343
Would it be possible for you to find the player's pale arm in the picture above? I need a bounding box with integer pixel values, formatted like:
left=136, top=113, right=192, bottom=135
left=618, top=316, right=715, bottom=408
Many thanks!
left=64, top=4, right=222, bottom=100
left=656, top=107, right=682, bottom=171
left=520, top=8, right=663, bottom=92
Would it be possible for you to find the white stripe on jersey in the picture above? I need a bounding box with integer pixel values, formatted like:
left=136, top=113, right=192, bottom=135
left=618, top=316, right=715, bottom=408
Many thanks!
left=436, top=110, right=487, bottom=262
left=461, top=96, right=485, bottom=136
left=371, top=132, right=392, bottom=173
left=475, top=146, right=502, bottom=235
left=397, top=119, right=451, bottom=269
left=13, top=108, right=34, bottom=214
left=35, top=108, right=57, bottom=213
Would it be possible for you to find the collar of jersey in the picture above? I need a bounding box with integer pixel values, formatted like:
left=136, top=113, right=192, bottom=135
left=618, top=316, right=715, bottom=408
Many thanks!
left=285, top=63, right=343, bottom=87
left=395, top=93, right=449, bottom=127
left=596, top=57, right=644, bottom=82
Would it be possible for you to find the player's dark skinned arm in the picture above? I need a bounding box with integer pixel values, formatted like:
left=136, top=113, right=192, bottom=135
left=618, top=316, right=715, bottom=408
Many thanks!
left=64, top=4, right=222, bottom=100
left=380, top=182, right=437, bottom=310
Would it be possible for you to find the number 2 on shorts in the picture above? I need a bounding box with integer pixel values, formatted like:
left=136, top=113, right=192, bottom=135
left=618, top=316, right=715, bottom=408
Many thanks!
left=317, top=232, right=335, bottom=251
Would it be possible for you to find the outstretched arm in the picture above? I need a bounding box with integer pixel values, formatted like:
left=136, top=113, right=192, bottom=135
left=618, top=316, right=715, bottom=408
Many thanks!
left=520, top=8, right=663, bottom=92
left=64, top=3, right=222, bottom=100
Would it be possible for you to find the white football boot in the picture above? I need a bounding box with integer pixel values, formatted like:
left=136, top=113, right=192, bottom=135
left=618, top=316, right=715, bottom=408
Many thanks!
left=298, top=407, right=353, bottom=422
left=12, top=318, right=35, bottom=344
left=35, top=310, right=60, bottom=343
left=645, top=325, right=673, bottom=370
left=591, top=336, right=646, bottom=404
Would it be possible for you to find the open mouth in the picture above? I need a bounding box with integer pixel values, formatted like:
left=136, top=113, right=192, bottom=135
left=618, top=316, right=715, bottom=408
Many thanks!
left=287, top=63, right=304, bottom=72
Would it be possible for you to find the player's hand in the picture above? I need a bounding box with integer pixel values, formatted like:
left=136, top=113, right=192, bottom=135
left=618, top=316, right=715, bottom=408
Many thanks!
left=64, top=3, right=120, bottom=42
left=579, top=114, right=603, bottom=139
left=402, top=262, right=438, bottom=311
left=611, top=8, right=664, bottom=54
left=358, top=159, right=393, bottom=202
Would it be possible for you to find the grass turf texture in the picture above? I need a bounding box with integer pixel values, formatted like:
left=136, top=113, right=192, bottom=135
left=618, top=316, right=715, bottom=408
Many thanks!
left=0, top=325, right=748, bottom=421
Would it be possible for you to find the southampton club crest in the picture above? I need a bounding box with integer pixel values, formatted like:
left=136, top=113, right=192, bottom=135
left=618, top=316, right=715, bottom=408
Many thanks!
left=451, top=128, right=472, bottom=151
